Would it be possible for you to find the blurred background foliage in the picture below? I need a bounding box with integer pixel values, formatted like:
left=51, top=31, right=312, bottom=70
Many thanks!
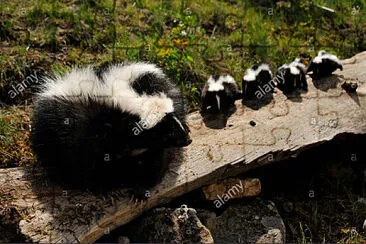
left=0, top=0, right=365, bottom=166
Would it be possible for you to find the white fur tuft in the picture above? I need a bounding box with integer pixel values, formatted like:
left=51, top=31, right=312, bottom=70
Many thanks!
left=313, top=51, right=341, bottom=65
left=320, top=53, right=342, bottom=65
left=289, top=66, right=300, bottom=75
left=244, top=64, right=272, bottom=82
left=257, top=64, right=271, bottom=73
left=243, top=68, right=257, bottom=82
left=313, top=56, right=323, bottom=64
left=207, top=75, right=236, bottom=92
left=40, top=67, right=101, bottom=98
left=133, top=93, right=174, bottom=129
left=102, top=63, right=164, bottom=86
left=290, top=58, right=306, bottom=73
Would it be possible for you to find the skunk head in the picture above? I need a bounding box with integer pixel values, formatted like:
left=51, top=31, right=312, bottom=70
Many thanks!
left=155, top=113, right=191, bottom=147
left=128, top=93, right=191, bottom=148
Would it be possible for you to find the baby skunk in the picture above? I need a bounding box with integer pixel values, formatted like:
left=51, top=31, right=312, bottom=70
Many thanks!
left=242, top=63, right=273, bottom=100
left=31, top=63, right=192, bottom=196
left=201, top=74, right=240, bottom=112
left=275, top=58, right=308, bottom=93
left=307, top=50, right=343, bottom=78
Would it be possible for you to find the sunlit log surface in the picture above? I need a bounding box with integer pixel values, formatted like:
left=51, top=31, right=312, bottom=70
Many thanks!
left=0, top=52, right=365, bottom=243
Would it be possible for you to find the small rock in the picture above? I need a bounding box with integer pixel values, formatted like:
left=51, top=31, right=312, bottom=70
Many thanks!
left=202, top=178, right=261, bottom=201
left=250, top=120, right=256, bottom=126
left=267, top=202, right=275, bottom=211
left=257, top=228, right=283, bottom=243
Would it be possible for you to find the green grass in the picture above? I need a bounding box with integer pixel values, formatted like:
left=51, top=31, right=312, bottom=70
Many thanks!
left=0, top=0, right=365, bottom=108
left=0, top=105, right=35, bottom=167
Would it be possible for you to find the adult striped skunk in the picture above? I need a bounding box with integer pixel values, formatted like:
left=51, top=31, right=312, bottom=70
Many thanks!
left=31, top=63, right=192, bottom=197
left=307, top=50, right=343, bottom=78
left=201, top=74, right=240, bottom=112
left=242, top=63, right=273, bottom=100
left=275, top=58, right=307, bottom=93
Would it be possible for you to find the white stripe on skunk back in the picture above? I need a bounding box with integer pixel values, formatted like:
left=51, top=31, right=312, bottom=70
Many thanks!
left=275, top=58, right=308, bottom=92
left=201, top=74, right=240, bottom=112
left=38, top=63, right=174, bottom=129
left=307, top=50, right=343, bottom=78
left=40, top=67, right=101, bottom=97
left=207, top=74, right=236, bottom=92
left=243, top=68, right=257, bottom=82
left=313, top=50, right=342, bottom=65
left=243, top=64, right=272, bottom=82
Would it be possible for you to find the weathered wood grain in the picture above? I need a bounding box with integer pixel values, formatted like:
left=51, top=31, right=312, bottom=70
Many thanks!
left=0, top=52, right=365, bottom=243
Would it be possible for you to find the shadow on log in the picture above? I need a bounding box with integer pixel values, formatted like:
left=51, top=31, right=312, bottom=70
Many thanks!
left=0, top=52, right=366, bottom=243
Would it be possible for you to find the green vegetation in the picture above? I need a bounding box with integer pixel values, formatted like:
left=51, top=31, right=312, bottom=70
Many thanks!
left=0, top=105, right=34, bottom=167
left=0, top=0, right=365, bottom=107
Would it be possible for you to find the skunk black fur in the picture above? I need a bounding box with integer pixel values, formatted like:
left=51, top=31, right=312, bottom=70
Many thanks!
left=201, top=74, right=240, bottom=112
left=242, top=63, right=273, bottom=100
left=31, top=63, right=191, bottom=194
left=307, top=50, right=343, bottom=78
left=275, top=58, right=308, bottom=93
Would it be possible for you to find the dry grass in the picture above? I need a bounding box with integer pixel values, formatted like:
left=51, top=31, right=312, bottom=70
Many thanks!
left=0, top=104, right=34, bottom=167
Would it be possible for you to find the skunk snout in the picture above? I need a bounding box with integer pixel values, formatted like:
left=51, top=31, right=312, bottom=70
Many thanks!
left=176, top=133, right=192, bottom=147
left=165, top=124, right=192, bottom=147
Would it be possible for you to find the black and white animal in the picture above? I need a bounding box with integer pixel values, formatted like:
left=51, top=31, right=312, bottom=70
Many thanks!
left=307, top=50, right=343, bottom=78
left=31, top=63, right=191, bottom=196
left=242, top=63, right=273, bottom=100
left=275, top=58, right=308, bottom=93
left=201, top=74, right=240, bottom=112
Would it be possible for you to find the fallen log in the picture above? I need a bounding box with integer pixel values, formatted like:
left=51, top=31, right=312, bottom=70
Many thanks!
left=1, top=52, right=366, bottom=243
